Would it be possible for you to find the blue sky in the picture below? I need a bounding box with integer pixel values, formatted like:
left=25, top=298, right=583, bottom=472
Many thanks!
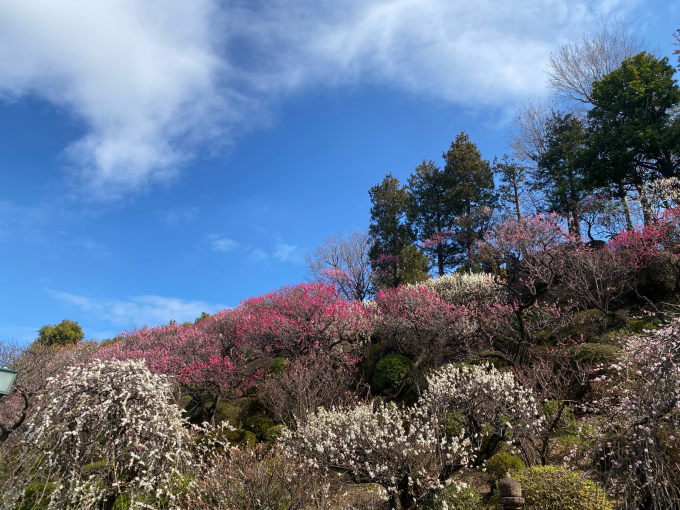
left=0, top=0, right=678, bottom=343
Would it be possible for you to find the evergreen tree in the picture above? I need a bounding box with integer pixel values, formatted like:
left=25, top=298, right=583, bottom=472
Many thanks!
left=37, top=319, right=84, bottom=346
left=534, top=112, right=586, bottom=236
left=443, top=132, right=497, bottom=270
left=407, top=160, right=458, bottom=276
left=580, top=52, right=680, bottom=224
left=369, top=174, right=429, bottom=288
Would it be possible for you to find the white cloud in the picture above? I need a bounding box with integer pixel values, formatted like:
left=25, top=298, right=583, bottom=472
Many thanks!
left=273, top=241, right=304, bottom=263
left=0, top=0, right=641, bottom=196
left=207, top=233, right=240, bottom=253
left=249, top=248, right=269, bottom=262
left=48, top=289, right=225, bottom=328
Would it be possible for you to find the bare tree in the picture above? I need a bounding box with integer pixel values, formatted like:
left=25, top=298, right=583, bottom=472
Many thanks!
left=305, top=228, right=374, bottom=301
left=546, top=18, right=648, bottom=107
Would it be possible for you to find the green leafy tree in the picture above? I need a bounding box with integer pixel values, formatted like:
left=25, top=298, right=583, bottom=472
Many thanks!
left=369, top=174, right=429, bottom=288
left=36, top=319, right=84, bottom=346
left=407, top=160, right=458, bottom=276
left=534, top=112, right=587, bottom=236
left=580, top=52, right=680, bottom=224
left=443, top=132, right=497, bottom=270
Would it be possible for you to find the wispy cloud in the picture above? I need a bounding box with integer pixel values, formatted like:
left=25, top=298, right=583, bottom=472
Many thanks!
left=207, top=233, right=240, bottom=253
left=248, top=248, right=269, bottom=262
left=72, top=239, right=110, bottom=259
left=48, top=289, right=225, bottom=328
left=0, top=0, right=640, bottom=197
left=161, top=206, right=199, bottom=225
left=273, top=241, right=304, bottom=263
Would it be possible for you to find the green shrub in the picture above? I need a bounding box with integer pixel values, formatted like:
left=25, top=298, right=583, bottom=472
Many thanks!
left=372, top=353, right=412, bottom=393
left=627, top=318, right=656, bottom=334
left=243, top=415, right=275, bottom=441
left=571, top=344, right=622, bottom=366
left=431, top=484, right=483, bottom=510
left=485, top=452, right=525, bottom=482
left=223, top=428, right=257, bottom=448
left=514, top=466, right=612, bottom=510
left=268, top=357, right=289, bottom=376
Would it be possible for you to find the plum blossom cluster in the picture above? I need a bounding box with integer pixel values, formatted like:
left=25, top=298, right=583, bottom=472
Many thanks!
left=414, top=272, right=506, bottom=306
left=422, top=363, right=542, bottom=465
left=581, top=322, right=680, bottom=509
left=279, top=401, right=471, bottom=508
left=4, top=360, right=196, bottom=510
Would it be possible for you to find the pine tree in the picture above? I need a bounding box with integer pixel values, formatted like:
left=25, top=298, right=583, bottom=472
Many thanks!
left=407, top=160, right=458, bottom=276
left=368, top=174, right=429, bottom=288
left=534, top=112, right=586, bottom=236
left=443, top=132, right=497, bottom=270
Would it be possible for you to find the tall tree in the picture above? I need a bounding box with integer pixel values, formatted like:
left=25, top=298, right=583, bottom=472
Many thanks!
left=579, top=52, right=680, bottom=224
left=407, top=160, right=458, bottom=276
left=534, top=112, right=587, bottom=236
left=494, top=155, right=527, bottom=222
left=443, top=132, right=497, bottom=270
left=368, top=174, right=429, bottom=288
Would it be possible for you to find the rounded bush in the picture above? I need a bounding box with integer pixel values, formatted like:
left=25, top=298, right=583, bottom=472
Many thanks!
left=485, top=452, right=525, bottom=481
left=514, top=466, right=612, bottom=510
left=372, top=353, right=412, bottom=392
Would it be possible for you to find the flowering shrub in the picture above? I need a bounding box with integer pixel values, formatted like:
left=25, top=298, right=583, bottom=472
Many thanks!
left=205, top=282, right=374, bottom=358
left=422, top=363, right=541, bottom=466
left=279, top=401, right=471, bottom=509
left=98, top=323, right=245, bottom=424
left=375, top=286, right=482, bottom=360
left=257, top=349, right=358, bottom=426
left=0, top=340, right=99, bottom=446
left=415, top=273, right=506, bottom=306
left=186, top=444, right=330, bottom=510
left=5, top=360, right=196, bottom=510
left=582, top=322, right=680, bottom=509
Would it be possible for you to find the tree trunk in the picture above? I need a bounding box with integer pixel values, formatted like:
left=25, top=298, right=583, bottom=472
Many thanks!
left=622, top=194, right=634, bottom=231
left=639, top=186, right=653, bottom=226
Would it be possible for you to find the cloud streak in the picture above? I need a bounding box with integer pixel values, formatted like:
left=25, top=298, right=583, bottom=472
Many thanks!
left=48, top=289, right=225, bottom=328
left=0, top=0, right=641, bottom=197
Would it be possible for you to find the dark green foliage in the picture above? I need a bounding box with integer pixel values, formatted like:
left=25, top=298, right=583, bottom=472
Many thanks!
left=369, top=174, right=430, bottom=289
left=407, top=160, right=459, bottom=276
left=372, top=353, right=412, bottom=393
left=534, top=112, right=586, bottom=236
left=513, top=466, right=612, bottom=510
left=627, top=318, right=657, bottom=334
left=36, top=319, right=84, bottom=346
left=243, top=415, right=275, bottom=442
left=194, top=312, right=211, bottom=324
left=580, top=52, right=680, bottom=222
left=223, top=428, right=258, bottom=448
left=485, top=452, right=525, bottom=482
left=571, top=344, right=622, bottom=368
left=442, top=132, right=497, bottom=270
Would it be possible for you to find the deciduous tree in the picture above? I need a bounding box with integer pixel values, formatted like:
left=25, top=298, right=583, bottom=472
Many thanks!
left=305, top=228, right=375, bottom=301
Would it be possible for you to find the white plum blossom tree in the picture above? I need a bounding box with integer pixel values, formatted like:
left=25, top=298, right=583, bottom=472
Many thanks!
left=279, top=401, right=471, bottom=510
left=421, top=363, right=542, bottom=466
left=4, top=359, right=196, bottom=510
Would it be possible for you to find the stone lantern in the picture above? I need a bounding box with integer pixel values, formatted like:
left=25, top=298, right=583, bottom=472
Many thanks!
left=498, top=472, right=525, bottom=510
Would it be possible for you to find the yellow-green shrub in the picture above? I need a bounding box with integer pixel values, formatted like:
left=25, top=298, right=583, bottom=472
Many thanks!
left=514, top=466, right=612, bottom=510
